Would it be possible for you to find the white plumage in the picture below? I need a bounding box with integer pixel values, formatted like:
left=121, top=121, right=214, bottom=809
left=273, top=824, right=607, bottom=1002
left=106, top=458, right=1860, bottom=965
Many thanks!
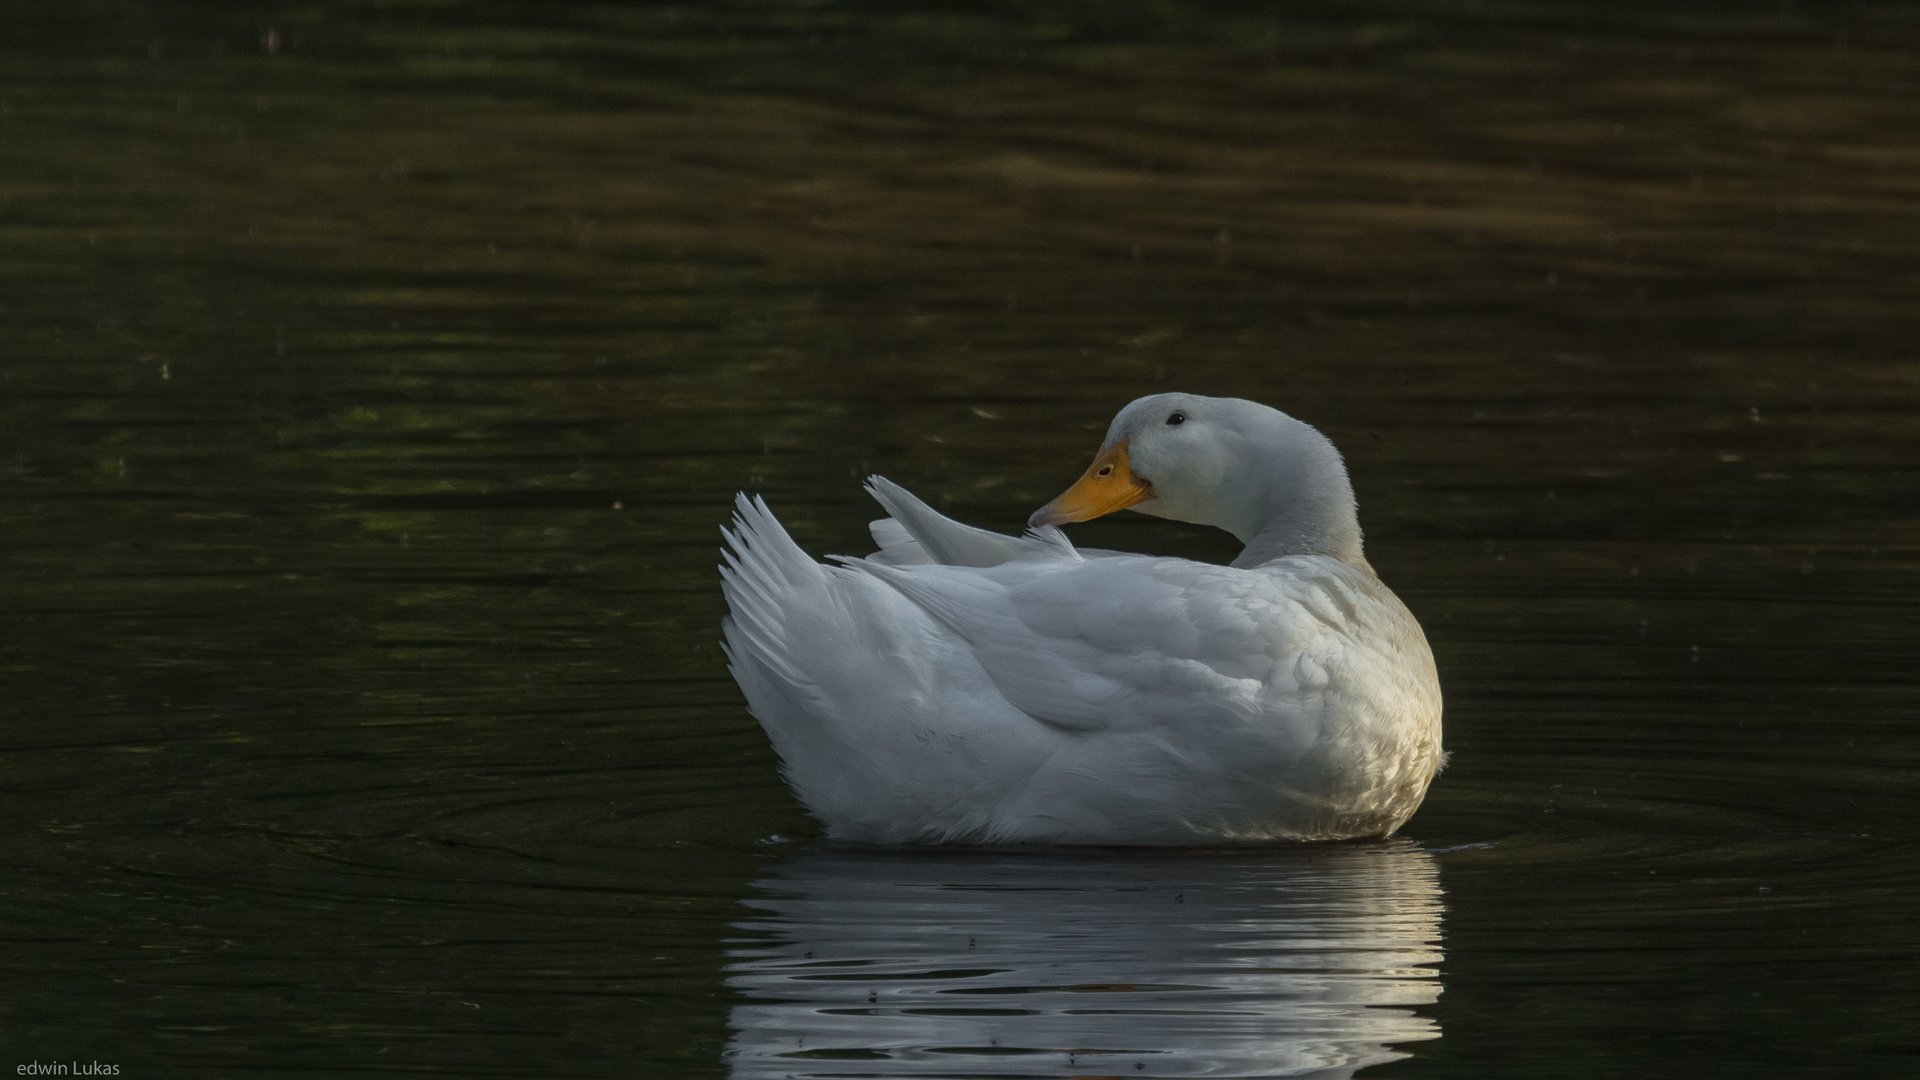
left=719, top=393, right=1444, bottom=844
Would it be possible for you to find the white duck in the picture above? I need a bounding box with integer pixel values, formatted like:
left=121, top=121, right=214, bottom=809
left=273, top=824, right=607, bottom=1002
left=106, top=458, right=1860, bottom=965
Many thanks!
left=719, top=393, right=1443, bottom=845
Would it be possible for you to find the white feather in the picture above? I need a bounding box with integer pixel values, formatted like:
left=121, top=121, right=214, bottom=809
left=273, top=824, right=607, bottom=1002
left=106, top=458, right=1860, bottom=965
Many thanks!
left=719, top=395, right=1445, bottom=844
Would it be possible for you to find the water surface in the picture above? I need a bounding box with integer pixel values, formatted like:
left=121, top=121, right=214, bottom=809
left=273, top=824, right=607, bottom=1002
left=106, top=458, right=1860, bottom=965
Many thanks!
left=729, top=845, right=1442, bottom=1078
left=3, top=2, right=1917, bottom=1077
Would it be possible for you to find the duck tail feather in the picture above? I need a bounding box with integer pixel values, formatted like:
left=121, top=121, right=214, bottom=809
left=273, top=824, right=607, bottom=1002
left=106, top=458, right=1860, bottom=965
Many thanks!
left=726, top=493, right=824, bottom=591
left=718, top=494, right=830, bottom=690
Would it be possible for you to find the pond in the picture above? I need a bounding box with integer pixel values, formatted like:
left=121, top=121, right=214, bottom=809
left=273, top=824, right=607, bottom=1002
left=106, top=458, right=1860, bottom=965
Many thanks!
left=3, top=2, right=1916, bottom=1077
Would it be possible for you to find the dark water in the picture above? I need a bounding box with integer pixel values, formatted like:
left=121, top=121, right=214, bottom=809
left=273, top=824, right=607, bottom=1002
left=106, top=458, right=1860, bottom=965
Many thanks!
left=4, top=1, right=1917, bottom=1076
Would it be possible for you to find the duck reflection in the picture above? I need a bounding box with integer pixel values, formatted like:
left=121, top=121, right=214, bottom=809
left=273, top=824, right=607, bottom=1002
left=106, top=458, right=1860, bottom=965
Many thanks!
left=725, top=841, right=1442, bottom=1079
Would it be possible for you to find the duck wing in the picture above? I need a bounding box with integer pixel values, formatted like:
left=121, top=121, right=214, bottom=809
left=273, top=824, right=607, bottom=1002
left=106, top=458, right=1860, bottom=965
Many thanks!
left=862, top=475, right=1034, bottom=567
left=864, top=475, right=1130, bottom=567
left=849, top=551, right=1427, bottom=742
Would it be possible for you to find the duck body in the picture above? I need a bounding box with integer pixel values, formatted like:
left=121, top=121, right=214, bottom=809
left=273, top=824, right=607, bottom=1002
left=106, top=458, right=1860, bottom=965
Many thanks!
left=720, top=394, right=1444, bottom=845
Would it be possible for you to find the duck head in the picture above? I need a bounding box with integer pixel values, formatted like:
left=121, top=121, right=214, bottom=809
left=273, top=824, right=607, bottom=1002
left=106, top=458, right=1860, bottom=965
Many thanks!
left=1028, top=392, right=1369, bottom=570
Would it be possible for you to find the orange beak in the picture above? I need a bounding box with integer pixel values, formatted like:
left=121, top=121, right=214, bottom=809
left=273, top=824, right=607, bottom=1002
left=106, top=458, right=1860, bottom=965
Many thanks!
left=1028, top=440, right=1154, bottom=528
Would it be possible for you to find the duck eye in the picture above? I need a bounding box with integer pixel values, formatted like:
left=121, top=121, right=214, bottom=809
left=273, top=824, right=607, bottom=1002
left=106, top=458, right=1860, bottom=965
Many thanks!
left=1166, top=411, right=1186, bottom=426
left=1097, top=465, right=1113, bottom=477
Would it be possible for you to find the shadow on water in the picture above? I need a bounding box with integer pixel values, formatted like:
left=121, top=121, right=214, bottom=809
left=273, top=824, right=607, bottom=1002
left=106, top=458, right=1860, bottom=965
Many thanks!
left=727, top=843, right=1443, bottom=1079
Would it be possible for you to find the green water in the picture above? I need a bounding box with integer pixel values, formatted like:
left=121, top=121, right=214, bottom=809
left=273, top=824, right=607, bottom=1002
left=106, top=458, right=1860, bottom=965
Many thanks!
left=3, top=1, right=1917, bottom=1076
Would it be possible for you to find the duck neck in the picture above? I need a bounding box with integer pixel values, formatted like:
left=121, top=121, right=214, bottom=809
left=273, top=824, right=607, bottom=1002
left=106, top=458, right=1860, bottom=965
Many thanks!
left=1223, top=428, right=1372, bottom=574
